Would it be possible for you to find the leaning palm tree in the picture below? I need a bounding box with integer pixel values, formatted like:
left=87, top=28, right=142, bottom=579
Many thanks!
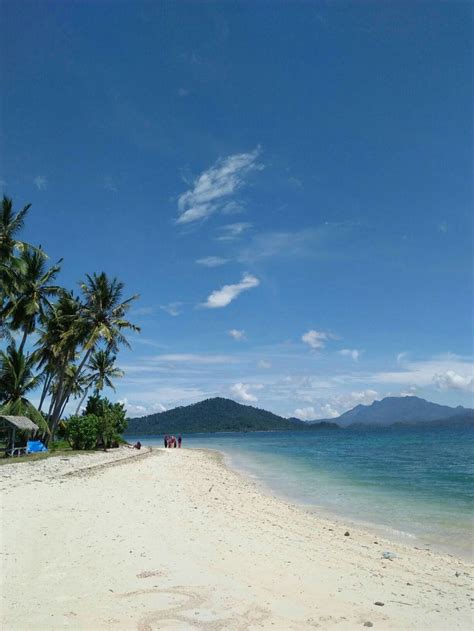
left=48, top=273, right=139, bottom=437
left=3, top=247, right=62, bottom=353
left=35, top=291, right=86, bottom=423
left=53, top=363, right=90, bottom=419
left=74, top=348, right=124, bottom=415
left=0, top=343, right=49, bottom=433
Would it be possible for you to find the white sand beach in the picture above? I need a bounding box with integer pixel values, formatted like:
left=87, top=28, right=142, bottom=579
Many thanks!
left=1, top=447, right=472, bottom=630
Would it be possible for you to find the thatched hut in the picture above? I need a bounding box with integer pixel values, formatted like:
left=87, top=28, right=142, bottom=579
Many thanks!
left=0, top=415, right=39, bottom=456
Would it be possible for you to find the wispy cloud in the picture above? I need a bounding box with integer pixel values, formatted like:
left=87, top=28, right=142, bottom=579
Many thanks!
left=196, top=256, right=229, bottom=267
left=104, top=176, right=118, bottom=192
left=230, top=382, right=263, bottom=403
left=160, top=302, right=183, bottom=316
left=338, top=348, right=361, bottom=361
left=216, top=222, right=252, bottom=241
left=131, top=306, right=156, bottom=317
left=201, top=273, right=260, bottom=308
left=228, top=329, right=246, bottom=341
left=33, top=175, right=47, bottom=191
left=176, top=148, right=262, bottom=224
left=238, top=222, right=359, bottom=263
left=257, top=360, right=272, bottom=369
left=302, top=330, right=335, bottom=350
left=148, top=353, right=235, bottom=365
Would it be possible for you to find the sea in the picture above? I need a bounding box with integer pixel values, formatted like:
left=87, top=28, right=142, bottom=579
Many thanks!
left=131, top=426, right=474, bottom=560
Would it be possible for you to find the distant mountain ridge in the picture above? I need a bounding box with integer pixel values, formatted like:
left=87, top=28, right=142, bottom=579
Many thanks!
left=125, top=395, right=473, bottom=435
left=390, top=409, right=474, bottom=429
left=125, top=397, right=339, bottom=435
left=316, top=396, right=471, bottom=427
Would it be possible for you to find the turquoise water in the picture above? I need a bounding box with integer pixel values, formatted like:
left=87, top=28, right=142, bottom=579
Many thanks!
left=133, top=427, right=474, bottom=559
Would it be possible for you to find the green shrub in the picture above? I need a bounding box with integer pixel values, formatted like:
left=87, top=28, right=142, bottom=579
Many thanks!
left=65, top=414, right=99, bottom=450
left=64, top=396, right=128, bottom=450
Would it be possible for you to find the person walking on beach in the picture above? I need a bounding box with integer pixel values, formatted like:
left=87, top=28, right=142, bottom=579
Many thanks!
left=164, top=434, right=168, bottom=448
left=178, top=434, right=182, bottom=448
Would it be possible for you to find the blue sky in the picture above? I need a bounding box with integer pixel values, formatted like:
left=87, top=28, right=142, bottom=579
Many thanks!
left=2, top=2, right=473, bottom=418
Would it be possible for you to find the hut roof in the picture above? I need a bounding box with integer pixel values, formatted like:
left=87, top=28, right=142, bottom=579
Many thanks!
left=0, top=415, right=39, bottom=432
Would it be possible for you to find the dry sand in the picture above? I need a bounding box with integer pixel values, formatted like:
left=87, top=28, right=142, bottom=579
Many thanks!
left=1, top=447, right=472, bottom=630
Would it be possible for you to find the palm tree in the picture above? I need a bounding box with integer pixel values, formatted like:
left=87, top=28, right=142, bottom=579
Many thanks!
left=0, top=196, right=30, bottom=335
left=35, top=291, right=85, bottom=421
left=48, top=273, right=139, bottom=437
left=74, top=348, right=124, bottom=415
left=4, top=247, right=62, bottom=353
left=0, top=343, right=49, bottom=433
left=0, top=196, right=31, bottom=263
left=56, top=364, right=90, bottom=419
left=79, top=272, right=140, bottom=352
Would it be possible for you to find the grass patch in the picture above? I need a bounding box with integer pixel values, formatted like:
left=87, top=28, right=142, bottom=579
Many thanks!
left=0, top=441, right=103, bottom=465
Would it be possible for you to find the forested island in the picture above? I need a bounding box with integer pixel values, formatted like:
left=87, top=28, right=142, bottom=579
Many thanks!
left=125, top=397, right=339, bottom=435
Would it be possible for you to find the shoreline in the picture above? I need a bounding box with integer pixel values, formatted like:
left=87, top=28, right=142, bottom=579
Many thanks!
left=2, top=447, right=472, bottom=629
left=213, top=447, right=472, bottom=563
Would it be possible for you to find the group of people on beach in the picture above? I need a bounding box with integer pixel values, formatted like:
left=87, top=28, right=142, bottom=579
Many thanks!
left=164, top=434, right=182, bottom=448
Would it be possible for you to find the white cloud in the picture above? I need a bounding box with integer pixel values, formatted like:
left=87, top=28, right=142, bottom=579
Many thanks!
left=228, top=329, right=246, bottom=341
left=176, top=148, right=262, bottom=224
left=291, top=389, right=380, bottom=420
left=302, top=330, right=331, bottom=350
left=338, top=389, right=379, bottom=408
left=433, top=370, right=474, bottom=393
left=119, top=398, right=167, bottom=416
left=160, top=302, right=183, bottom=316
left=318, top=404, right=340, bottom=419
left=216, top=222, right=252, bottom=241
left=338, top=348, right=361, bottom=361
left=230, top=382, right=263, bottom=403
left=399, top=386, right=418, bottom=397
left=257, top=360, right=272, bottom=369
left=369, top=356, right=474, bottom=388
left=33, top=175, right=47, bottom=191
left=396, top=352, right=409, bottom=364
left=201, top=273, right=260, bottom=308
left=293, top=406, right=315, bottom=421
left=196, top=256, right=228, bottom=267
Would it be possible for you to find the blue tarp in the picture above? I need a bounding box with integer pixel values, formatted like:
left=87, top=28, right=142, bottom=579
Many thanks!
left=26, top=440, right=48, bottom=454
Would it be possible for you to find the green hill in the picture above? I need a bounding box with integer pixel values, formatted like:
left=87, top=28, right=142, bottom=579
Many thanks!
left=125, top=397, right=339, bottom=435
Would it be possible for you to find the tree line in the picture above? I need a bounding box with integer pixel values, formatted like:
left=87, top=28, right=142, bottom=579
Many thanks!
left=0, top=196, right=140, bottom=447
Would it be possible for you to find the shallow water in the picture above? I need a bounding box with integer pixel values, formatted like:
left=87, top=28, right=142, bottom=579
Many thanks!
left=132, top=427, right=474, bottom=560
